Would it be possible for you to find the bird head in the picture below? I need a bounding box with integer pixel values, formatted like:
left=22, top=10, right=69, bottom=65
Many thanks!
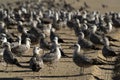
left=78, top=32, right=84, bottom=39
left=33, top=47, right=41, bottom=56
left=26, top=38, right=31, bottom=45
left=0, top=33, right=6, bottom=37
left=39, top=33, right=46, bottom=39
left=3, top=42, right=11, bottom=48
left=53, top=37, right=58, bottom=44
left=69, top=43, right=81, bottom=49
left=103, top=37, right=109, bottom=46
left=18, top=21, right=23, bottom=26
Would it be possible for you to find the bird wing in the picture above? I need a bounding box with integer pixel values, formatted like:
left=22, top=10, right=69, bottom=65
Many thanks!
left=78, top=39, right=93, bottom=48
left=12, top=45, right=29, bottom=55
left=42, top=52, right=57, bottom=63
left=74, top=53, right=93, bottom=64
left=3, top=49, right=15, bottom=63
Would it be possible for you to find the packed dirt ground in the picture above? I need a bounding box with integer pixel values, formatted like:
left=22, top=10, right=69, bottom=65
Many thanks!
left=0, top=0, right=120, bottom=80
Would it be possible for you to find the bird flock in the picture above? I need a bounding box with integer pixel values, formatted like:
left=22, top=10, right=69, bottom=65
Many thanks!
left=0, top=0, right=120, bottom=80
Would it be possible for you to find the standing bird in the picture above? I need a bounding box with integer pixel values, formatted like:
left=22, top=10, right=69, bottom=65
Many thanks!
left=102, top=37, right=116, bottom=80
left=89, top=25, right=104, bottom=45
left=0, top=21, right=5, bottom=33
left=39, top=33, right=51, bottom=53
left=42, top=39, right=61, bottom=66
left=0, top=33, right=7, bottom=47
left=17, top=21, right=24, bottom=33
left=77, top=32, right=101, bottom=50
left=50, top=28, right=64, bottom=43
left=51, top=37, right=69, bottom=58
left=3, top=42, right=21, bottom=72
left=42, top=23, right=52, bottom=37
left=11, top=38, right=31, bottom=57
left=102, top=37, right=117, bottom=61
left=21, top=28, right=39, bottom=44
left=30, top=47, right=44, bottom=72
left=72, top=44, right=113, bottom=75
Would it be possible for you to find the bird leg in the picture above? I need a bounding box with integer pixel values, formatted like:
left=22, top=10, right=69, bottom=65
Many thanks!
left=48, top=64, right=53, bottom=74
left=32, top=71, right=35, bottom=79
left=1, top=60, right=6, bottom=66
left=11, top=64, right=13, bottom=72
left=105, top=57, right=109, bottom=80
left=37, top=73, right=42, bottom=79
left=80, top=67, right=84, bottom=75
left=4, top=63, right=8, bottom=72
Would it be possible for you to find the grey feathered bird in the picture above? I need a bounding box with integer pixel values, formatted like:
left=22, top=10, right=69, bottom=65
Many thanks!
left=39, top=33, right=51, bottom=53
left=78, top=32, right=101, bottom=50
left=11, top=38, right=31, bottom=57
left=102, top=37, right=117, bottom=59
left=50, top=28, right=65, bottom=43
left=42, top=38, right=61, bottom=65
left=30, top=47, right=44, bottom=72
left=89, top=25, right=104, bottom=45
left=72, top=44, right=113, bottom=75
left=3, top=42, right=22, bottom=72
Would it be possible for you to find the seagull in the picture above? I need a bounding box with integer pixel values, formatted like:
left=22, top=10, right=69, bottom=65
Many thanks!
left=42, top=39, right=61, bottom=66
left=51, top=37, right=69, bottom=58
left=89, top=25, right=104, bottom=45
left=50, top=28, right=64, bottom=43
left=42, top=23, right=52, bottom=37
left=0, top=21, right=5, bottom=33
left=21, top=27, right=39, bottom=44
left=11, top=38, right=31, bottom=57
left=17, top=21, right=24, bottom=33
left=39, top=33, right=51, bottom=53
left=0, top=48, right=4, bottom=62
left=72, top=44, right=113, bottom=75
left=2, top=28, right=16, bottom=43
left=0, top=33, right=7, bottom=47
left=99, top=21, right=113, bottom=34
left=11, top=35, right=21, bottom=48
left=77, top=32, right=101, bottom=50
left=102, top=37, right=117, bottom=59
left=30, top=47, right=44, bottom=72
left=3, top=42, right=22, bottom=72
left=102, top=36, right=116, bottom=80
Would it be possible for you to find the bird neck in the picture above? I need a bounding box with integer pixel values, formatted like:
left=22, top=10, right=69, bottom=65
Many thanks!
left=18, top=39, right=21, bottom=45
left=91, top=25, right=97, bottom=33
left=6, top=46, right=11, bottom=51
left=54, top=40, right=58, bottom=45
left=55, top=47, right=61, bottom=59
left=26, top=41, right=30, bottom=48
left=33, top=49, right=40, bottom=56
left=108, top=22, right=112, bottom=32
left=2, top=37, right=7, bottom=43
left=78, top=34, right=84, bottom=40
left=74, top=46, right=81, bottom=54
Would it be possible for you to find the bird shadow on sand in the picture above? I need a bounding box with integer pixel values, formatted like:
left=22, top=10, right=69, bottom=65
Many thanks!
left=0, top=69, right=32, bottom=73
left=22, top=74, right=82, bottom=79
left=12, top=70, right=32, bottom=73
left=41, top=74, right=81, bottom=78
left=0, top=78, right=23, bottom=80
